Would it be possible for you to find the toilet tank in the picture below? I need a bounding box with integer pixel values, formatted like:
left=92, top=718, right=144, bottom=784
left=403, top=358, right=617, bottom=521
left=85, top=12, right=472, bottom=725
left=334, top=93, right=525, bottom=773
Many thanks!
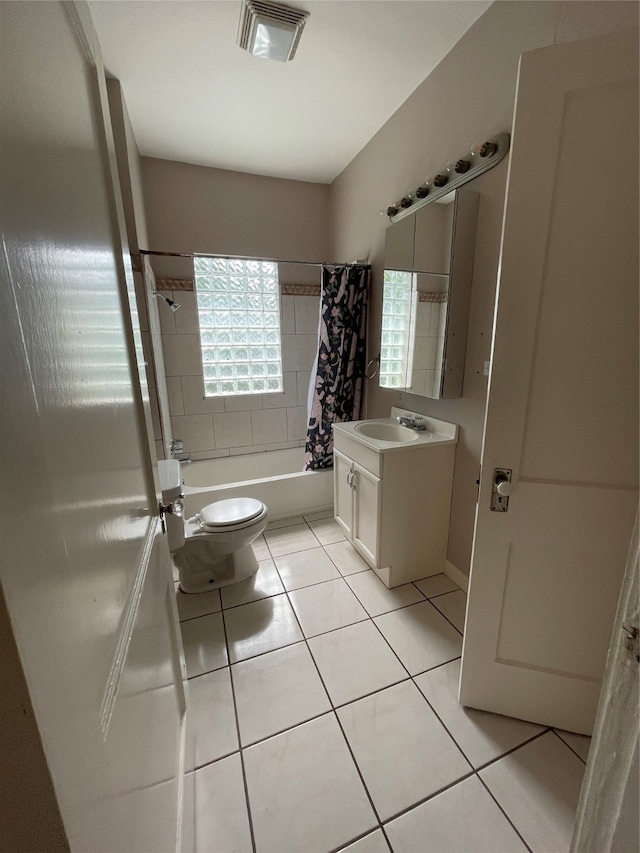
left=158, top=460, right=185, bottom=552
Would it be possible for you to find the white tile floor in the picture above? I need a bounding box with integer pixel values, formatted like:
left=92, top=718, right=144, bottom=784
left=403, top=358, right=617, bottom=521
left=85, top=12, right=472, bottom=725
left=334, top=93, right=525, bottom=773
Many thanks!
left=177, top=512, right=591, bottom=853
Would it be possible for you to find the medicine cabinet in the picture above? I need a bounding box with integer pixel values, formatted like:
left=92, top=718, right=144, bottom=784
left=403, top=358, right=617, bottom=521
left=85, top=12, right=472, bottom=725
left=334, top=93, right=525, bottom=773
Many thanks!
left=379, top=188, right=479, bottom=399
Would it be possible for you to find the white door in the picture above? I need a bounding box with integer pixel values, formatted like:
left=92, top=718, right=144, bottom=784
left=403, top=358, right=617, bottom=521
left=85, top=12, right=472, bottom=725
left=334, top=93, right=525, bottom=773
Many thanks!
left=0, top=3, right=186, bottom=851
left=460, top=30, right=639, bottom=734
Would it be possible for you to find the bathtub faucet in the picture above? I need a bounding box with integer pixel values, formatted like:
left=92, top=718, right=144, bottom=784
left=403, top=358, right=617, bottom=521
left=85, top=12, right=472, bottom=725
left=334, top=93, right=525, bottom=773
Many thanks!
left=174, top=452, right=192, bottom=463
left=170, top=438, right=183, bottom=458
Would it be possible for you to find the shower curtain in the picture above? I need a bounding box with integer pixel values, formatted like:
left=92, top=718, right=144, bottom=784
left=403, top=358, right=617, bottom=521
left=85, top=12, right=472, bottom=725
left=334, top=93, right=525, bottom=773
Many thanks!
left=304, top=264, right=370, bottom=470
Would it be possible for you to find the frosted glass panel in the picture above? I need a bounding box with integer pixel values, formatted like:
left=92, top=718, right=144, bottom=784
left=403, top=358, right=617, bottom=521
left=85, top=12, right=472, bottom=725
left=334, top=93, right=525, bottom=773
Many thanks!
left=379, top=270, right=414, bottom=388
left=194, top=258, right=283, bottom=397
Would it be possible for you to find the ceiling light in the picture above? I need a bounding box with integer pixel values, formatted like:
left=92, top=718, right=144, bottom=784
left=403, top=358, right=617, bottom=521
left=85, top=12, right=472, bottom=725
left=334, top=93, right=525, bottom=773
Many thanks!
left=238, top=0, right=309, bottom=62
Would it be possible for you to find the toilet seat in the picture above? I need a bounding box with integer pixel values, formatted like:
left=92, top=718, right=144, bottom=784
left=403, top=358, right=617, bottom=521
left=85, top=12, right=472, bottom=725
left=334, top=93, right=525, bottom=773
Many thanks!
left=196, top=497, right=266, bottom=533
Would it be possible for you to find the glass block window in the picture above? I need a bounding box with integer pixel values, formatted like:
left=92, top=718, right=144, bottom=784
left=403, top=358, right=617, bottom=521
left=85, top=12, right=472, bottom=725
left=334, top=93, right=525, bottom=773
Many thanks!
left=379, top=270, right=414, bottom=389
left=193, top=257, right=283, bottom=397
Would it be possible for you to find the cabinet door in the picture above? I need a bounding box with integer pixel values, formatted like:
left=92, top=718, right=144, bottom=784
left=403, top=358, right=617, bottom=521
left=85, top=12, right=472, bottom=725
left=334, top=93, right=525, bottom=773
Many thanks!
left=352, top=463, right=381, bottom=567
left=334, top=450, right=354, bottom=537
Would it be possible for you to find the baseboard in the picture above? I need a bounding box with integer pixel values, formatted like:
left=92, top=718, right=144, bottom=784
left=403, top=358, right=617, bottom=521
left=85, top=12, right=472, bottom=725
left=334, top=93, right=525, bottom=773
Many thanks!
left=444, top=560, right=469, bottom=592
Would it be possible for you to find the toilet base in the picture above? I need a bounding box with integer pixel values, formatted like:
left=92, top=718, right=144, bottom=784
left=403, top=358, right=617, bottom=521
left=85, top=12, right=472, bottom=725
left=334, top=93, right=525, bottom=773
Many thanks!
left=176, top=543, right=260, bottom=594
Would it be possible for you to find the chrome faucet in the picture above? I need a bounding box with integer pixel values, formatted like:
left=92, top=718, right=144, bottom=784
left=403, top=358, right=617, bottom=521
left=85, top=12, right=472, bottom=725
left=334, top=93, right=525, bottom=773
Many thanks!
left=170, top=438, right=184, bottom=458
left=396, top=414, right=427, bottom=431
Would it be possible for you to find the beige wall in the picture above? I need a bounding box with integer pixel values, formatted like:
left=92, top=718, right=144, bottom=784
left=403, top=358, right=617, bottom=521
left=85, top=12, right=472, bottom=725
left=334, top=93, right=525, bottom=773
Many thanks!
left=141, top=157, right=331, bottom=282
left=141, top=158, right=331, bottom=456
left=330, top=0, right=639, bottom=576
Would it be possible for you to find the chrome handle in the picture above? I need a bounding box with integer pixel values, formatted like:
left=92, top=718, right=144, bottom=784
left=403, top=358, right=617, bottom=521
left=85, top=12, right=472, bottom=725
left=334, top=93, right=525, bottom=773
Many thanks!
left=160, top=497, right=184, bottom=518
left=365, top=356, right=379, bottom=380
left=490, top=469, right=512, bottom=512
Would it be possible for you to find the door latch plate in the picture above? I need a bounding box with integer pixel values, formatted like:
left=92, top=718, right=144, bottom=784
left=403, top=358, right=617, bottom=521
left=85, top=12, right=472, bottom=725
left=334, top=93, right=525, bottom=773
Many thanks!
left=490, top=468, right=512, bottom=512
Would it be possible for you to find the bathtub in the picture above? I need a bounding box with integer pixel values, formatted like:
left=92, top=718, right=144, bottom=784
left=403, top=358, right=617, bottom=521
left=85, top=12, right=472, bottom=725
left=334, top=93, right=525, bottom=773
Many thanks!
left=181, top=447, right=334, bottom=521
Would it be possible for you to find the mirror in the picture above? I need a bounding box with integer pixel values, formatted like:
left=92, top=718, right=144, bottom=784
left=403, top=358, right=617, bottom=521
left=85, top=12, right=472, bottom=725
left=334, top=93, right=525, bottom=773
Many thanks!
left=380, top=188, right=479, bottom=399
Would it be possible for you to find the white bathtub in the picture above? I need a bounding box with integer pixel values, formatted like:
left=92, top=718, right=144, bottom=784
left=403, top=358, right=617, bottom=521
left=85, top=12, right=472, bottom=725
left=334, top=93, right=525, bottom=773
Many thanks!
left=181, top=447, right=333, bottom=521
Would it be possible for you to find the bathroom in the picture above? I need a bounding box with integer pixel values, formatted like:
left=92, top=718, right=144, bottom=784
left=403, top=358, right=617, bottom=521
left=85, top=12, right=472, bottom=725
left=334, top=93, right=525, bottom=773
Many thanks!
left=1, top=1, right=638, bottom=852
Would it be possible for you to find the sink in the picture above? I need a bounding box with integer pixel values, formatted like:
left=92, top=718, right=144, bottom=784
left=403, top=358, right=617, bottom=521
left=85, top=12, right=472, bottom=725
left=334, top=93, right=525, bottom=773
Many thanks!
left=355, top=422, right=420, bottom=443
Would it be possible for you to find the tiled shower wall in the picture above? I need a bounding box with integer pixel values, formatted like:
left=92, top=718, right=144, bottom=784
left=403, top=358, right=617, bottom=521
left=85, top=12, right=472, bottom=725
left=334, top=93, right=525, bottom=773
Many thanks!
left=158, top=290, right=320, bottom=459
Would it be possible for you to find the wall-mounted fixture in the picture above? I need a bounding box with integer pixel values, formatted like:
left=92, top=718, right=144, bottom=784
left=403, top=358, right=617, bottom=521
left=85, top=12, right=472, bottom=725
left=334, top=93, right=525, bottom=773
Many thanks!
left=152, top=291, right=181, bottom=312
left=383, top=133, right=510, bottom=221
left=238, top=0, right=309, bottom=62
left=380, top=188, right=479, bottom=400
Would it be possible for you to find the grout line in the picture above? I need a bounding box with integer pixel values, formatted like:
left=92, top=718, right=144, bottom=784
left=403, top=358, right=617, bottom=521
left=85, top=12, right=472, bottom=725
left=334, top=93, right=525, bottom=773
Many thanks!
left=550, top=728, right=589, bottom=765
left=475, top=773, right=534, bottom=853
left=474, top=727, right=551, bottom=774
left=424, top=595, right=465, bottom=637
left=379, top=768, right=477, bottom=826
left=282, top=583, right=386, bottom=834
left=219, top=607, right=257, bottom=853
left=327, top=827, right=387, bottom=853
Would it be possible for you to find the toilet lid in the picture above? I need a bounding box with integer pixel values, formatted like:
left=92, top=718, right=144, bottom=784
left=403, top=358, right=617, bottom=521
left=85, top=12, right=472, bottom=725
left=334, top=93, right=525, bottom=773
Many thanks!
left=199, top=497, right=264, bottom=529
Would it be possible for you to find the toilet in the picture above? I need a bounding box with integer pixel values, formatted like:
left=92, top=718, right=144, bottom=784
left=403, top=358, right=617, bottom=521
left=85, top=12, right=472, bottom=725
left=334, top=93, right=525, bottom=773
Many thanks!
left=158, top=460, right=268, bottom=594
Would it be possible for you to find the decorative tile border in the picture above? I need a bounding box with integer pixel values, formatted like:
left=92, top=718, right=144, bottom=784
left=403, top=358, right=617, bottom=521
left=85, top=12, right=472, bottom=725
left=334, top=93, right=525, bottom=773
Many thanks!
left=156, top=278, right=194, bottom=292
left=281, top=284, right=321, bottom=297
left=154, top=278, right=321, bottom=297
left=418, top=292, right=448, bottom=303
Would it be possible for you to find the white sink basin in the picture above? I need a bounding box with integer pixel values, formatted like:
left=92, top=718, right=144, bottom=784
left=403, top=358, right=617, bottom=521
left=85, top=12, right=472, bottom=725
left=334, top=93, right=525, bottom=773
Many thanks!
left=355, top=422, right=419, bottom=443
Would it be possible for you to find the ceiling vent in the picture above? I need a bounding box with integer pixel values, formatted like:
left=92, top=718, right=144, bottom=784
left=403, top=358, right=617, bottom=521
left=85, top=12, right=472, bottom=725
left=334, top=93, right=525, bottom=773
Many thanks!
left=237, top=0, right=309, bottom=62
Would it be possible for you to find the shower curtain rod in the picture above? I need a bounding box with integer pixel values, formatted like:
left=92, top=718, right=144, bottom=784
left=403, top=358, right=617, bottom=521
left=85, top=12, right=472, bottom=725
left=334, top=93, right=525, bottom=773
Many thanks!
left=138, top=249, right=369, bottom=269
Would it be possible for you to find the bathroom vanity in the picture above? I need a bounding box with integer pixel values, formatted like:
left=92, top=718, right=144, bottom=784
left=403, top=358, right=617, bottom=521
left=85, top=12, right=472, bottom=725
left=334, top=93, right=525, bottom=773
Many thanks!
left=332, top=408, right=457, bottom=588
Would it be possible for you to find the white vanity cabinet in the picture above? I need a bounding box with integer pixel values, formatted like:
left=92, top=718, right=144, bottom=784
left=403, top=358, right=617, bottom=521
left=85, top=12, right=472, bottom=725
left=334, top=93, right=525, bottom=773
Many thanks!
left=333, top=410, right=457, bottom=588
left=334, top=450, right=381, bottom=567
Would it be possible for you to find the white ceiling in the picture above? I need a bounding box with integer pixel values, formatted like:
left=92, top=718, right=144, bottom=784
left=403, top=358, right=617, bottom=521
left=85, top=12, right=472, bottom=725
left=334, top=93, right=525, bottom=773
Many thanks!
left=89, top=1, right=491, bottom=183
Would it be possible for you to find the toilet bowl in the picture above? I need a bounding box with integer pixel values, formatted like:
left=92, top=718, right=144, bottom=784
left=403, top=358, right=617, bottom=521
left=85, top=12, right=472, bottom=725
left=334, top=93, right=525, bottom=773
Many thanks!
left=158, top=460, right=268, bottom=594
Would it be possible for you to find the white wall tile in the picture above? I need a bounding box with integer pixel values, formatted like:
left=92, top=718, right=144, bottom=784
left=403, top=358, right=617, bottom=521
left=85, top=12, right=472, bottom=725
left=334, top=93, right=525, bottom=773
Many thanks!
left=224, top=394, right=262, bottom=412
left=191, top=449, right=230, bottom=460
left=263, top=371, right=297, bottom=409
left=282, top=334, right=318, bottom=373
left=415, top=302, right=431, bottom=336
left=287, top=405, right=308, bottom=441
left=162, top=334, right=201, bottom=375
left=229, top=444, right=266, bottom=456
left=251, top=408, right=287, bottom=445
left=414, top=336, right=438, bottom=370
left=294, top=295, right=320, bottom=335
left=173, top=290, right=200, bottom=335
left=181, top=375, right=226, bottom=415
left=166, top=376, right=184, bottom=416
left=171, top=414, right=215, bottom=452
left=297, top=370, right=311, bottom=406
left=157, top=297, right=176, bottom=334
left=213, top=411, right=253, bottom=448
left=265, top=440, right=300, bottom=451
left=280, top=295, right=295, bottom=334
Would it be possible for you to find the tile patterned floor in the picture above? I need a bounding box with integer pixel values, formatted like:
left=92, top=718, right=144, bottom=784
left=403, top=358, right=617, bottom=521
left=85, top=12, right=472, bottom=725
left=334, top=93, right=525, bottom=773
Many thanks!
left=177, top=512, right=591, bottom=853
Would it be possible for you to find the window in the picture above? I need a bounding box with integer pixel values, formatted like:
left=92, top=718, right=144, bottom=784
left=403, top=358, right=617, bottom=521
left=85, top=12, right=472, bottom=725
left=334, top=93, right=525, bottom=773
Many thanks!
left=379, top=269, right=415, bottom=388
left=193, top=257, right=284, bottom=397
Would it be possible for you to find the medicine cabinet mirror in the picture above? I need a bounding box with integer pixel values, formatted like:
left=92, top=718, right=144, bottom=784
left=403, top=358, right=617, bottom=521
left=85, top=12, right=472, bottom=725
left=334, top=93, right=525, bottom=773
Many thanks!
left=380, top=188, right=479, bottom=399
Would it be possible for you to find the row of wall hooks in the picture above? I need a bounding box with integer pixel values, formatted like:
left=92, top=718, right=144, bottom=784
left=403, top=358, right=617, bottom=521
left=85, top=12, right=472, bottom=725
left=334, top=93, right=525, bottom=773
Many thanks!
left=384, top=132, right=510, bottom=222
